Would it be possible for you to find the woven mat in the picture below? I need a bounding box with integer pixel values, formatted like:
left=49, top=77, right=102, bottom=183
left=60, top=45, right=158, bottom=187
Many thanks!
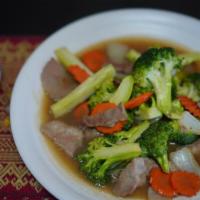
left=0, top=36, right=55, bottom=200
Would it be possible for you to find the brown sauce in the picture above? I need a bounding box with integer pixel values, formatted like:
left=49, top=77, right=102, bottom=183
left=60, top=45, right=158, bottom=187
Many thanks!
left=40, top=37, right=200, bottom=199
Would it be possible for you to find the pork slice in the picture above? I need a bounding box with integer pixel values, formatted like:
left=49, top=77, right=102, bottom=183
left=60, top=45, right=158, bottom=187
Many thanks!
left=41, top=120, right=83, bottom=157
left=41, top=58, right=77, bottom=100
left=112, top=157, right=157, bottom=197
left=83, top=104, right=128, bottom=128
left=83, top=128, right=102, bottom=143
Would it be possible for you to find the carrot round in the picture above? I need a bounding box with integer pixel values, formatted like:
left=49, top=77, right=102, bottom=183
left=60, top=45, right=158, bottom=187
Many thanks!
left=178, top=96, right=200, bottom=118
left=91, top=102, right=124, bottom=134
left=124, top=92, right=153, bottom=109
left=82, top=50, right=107, bottom=72
left=150, top=168, right=177, bottom=197
left=67, top=65, right=90, bottom=83
left=73, top=101, right=89, bottom=121
left=171, top=171, right=200, bottom=197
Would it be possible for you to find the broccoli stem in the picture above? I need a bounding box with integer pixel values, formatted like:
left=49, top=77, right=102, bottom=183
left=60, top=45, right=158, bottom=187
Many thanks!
left=157, top=154, right=170, bottom=173
left=180, top=52, right=200, bottom=66
left=55, top=47, right=93, bottom=75
left=109, top=75, right=134, bottom=104
left=51, top=65, right=116, bottom=117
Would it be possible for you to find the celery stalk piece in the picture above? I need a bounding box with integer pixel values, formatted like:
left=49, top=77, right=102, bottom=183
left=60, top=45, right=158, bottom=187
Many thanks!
left=51, top=65, right=116, bottom=118
left=126, top=49, right=141, bottom=63
left=109, top=75, right=134, bottom=105
left=55, top=47, right=93, bottom=75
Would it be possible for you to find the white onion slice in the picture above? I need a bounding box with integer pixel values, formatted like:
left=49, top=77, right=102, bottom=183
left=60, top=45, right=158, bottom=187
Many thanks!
left=170, top=147, right=200, bottom=176
left=179, top=111, right=200, bottom=135
left=106, top=43, right=129, bottom=64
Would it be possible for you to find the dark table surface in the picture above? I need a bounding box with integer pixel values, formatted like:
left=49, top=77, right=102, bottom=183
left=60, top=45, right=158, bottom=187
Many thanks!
left=1, top=0, right=200, bottom=35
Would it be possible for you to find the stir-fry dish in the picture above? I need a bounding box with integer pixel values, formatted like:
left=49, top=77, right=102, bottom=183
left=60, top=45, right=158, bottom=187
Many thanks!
left=40, top=39, right=200, bottom=199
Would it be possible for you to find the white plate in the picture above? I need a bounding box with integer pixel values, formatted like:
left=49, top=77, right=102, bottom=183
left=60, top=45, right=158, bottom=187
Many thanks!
left=10, top=9, right=200, bottom=200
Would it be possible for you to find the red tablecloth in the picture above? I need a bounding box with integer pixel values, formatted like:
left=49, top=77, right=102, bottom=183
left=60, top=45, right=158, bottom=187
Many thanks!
left=0, top=36, right=55, bottom=200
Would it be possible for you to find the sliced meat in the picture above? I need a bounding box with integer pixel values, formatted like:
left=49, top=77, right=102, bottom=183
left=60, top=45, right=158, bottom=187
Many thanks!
left=83, top=128, right=102, bottom=144
left=148, top=187, right=171, bottom=200
left=187, top=139, right=200, bottom=159
left=41, top=120, right=83, bottom=157
left=83, top=104, right=128, bottom=128
left=41, top=58, right=78, bottom=100
left=112, top=157, right=157, bottom=197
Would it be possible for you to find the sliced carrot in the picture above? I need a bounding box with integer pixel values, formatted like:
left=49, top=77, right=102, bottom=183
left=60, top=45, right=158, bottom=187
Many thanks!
left=124, top=92, right=153, bottom=109
left=73, top=101, right=90, bottom=121
left=82, top=50, right=107, bottom=72
left=67, top=65, right=89, bottom=83
left=91, top=102, right=124, bottom=134
left=150, top=168, right=177, bottom=197
left=171, top=171, right=200, bottom=197
left=178, top=96, right=200, bottom=118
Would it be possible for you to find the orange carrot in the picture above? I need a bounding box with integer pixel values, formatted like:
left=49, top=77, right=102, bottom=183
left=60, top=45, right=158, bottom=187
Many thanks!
left=124, top=92, right=153, bottom=109
left=67, top=65, right=90, bottom=83
left=171, top=171, right=200, bottom=197
left=82, top=50, right=107, bottom=72
left=150, top=168, right=177, bottom=197
left=178, top=96, right=200, bottom=118
left=73, top=102, right=89, bottom=121
left=91, top=102, right=124, bottom=134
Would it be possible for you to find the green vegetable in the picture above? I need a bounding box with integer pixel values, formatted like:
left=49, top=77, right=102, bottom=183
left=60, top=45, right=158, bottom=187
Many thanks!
left=175, top=73, right=200, bottom=102
left=169, top=120, right=200, bottom=145
left=179, top=52, right=200, bottom=66
left=138, top=120, right=174, bottom=172
left=135, top=97, right=162, bottom=120
left=51, top=65, right=116, bottom=118
left=55, top=47, right=93, bottom=75
left=77, top=121, right=149, bottom=186
left=109, top=75, right=134, bottom=104
left=167, top=99, right=184, bottom=119
left=126, top=49, right=141, bottom=63
left=132, top=47, right=182, bottom=115
left=88, top=79, right=116, bottom=109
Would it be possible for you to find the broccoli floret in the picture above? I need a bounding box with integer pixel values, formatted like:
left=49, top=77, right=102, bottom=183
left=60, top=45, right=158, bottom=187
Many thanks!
left=167, top=99, right=184, bottom=119
left=88, top=79, right=116, bottom=109
left=169, top=120, right=200, bottom=145
left=135, top=97, right=162, bottom=120
left=132, top=47, right=182, bottom=115
left=77, top=121, right=149, bottom=186
left=175, top=73, right=200, bottom=102
left=138, top=120, right=174, bottom=172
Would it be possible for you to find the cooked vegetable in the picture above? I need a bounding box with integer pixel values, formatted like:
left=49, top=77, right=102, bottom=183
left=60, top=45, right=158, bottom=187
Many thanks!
left=51, top=65, right=116, bottom=118
left=126, top=49, right=141, bottom=63
left=67, top=65, right=89, bottom=83
left=170, top=148, right=200, bottom=176
left=73, top=101, right=89, bottom=121
left=175, top=73, right=200, bottom=102
left=150, top=167, right=176, bottom=197
left=55, top=47, right=93, bottom=75
left=138, top=120, right=174, bottom=172
left=135, top=97, right=163, bottom=120
left=178, top=96, right=200, bottom=118
left=82, top=50, right=107, bottom=72
left=89, top=103, right=126, bottom=134
left=178, top=111, right=200, bottom=135
left=124, top=92, right=153, bottom=110
left=88, top=79, right=115, bottom=109
left=180, top=52, right=200, bottom=67
left=109, top=75, right=134, bottom=105
left=106, top=43, right=129, bottom=64
left=77, top=121, right=149, bottom=186
left=132, top=47, right=182, bottom=115
left=167, top=99, right=184, bottom=119
left=171, top=171, right=200, bottom=197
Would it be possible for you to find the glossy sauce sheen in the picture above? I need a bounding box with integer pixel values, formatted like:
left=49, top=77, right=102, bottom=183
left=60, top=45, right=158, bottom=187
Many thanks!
left=41, top=37, right=200, bottom=200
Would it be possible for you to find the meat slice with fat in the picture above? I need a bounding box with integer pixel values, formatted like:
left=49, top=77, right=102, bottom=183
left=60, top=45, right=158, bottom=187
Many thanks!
left=112, top=157, right=157, bottom=197
left=41, top=58, right=77, bottom=100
